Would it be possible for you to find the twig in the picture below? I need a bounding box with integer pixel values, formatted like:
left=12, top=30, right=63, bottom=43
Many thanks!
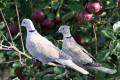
left=0, top=31, right=11, bottom=45
left=92, top=24, right=97, bottom=55
left=0, top=48, right=13, bottom=51
left=11, top=46, right=32, bottom=59
left=30, top=0, right=33, bottom=11
left=0, top=59, right=24, bottom=64
left=0, top=8, right=14, bottom=46
left=0, top=45, right=32, bottom=59
left=14, top=0, right=25, bottom=53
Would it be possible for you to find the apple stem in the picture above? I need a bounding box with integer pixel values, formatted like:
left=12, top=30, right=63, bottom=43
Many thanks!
left=56, top=0, right=64, bottom=18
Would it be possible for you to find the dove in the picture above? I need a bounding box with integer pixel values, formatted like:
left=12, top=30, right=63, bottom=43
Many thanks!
left=21, top=19, right=89, bottom=75
left=57, top=25, right=117, bottom=74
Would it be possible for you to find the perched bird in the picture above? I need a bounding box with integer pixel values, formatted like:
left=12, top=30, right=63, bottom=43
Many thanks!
left=21, top=19, right=89, bottom=75
left=57, top=25, right=117, bottom=74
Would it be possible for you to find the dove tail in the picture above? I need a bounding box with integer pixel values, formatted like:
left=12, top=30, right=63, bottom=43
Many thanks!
left=88, top=66, right=117, bottom=74
left=56, top=59, right=89, bottom=75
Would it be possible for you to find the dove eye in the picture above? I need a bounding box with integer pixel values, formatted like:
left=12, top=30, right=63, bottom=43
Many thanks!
left=23, top=22, right=25, bottom=24
left=63, top=28, right=64, bottom=30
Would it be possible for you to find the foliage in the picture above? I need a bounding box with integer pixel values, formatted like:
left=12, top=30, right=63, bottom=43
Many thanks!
left=0, top=0, right=120, bottom=80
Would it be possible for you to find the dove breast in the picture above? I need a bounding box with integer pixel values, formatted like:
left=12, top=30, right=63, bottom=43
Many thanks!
left=26, top=31, right=59, bottom=64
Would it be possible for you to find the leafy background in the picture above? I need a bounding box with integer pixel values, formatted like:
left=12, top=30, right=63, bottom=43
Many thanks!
left=0, top=0, right=120, bottom=80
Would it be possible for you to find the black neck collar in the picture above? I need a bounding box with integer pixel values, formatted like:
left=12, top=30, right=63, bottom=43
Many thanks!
left=65, top=36, right=72, bottom=38
left=29, top=30, right=35, bottom=32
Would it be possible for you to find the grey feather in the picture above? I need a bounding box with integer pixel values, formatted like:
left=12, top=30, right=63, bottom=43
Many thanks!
left=58, top=25, right=117, bottom=74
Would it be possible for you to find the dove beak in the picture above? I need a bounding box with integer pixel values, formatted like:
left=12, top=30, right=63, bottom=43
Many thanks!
left=21, top=23, right=24, bottom=27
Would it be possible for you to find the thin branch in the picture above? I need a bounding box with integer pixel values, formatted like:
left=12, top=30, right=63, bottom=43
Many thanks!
left=14, top=0, right=25, bottom=53
left=0, top=59, right=24, bottom=64
left=0, top=45, right=32, bottom=59
left=0, top=31, right=11, bottom=45
left=0, top=47, right=13, bottom=51
left=30, top=0, right=33, bottom=11
left=92, top=24, right=97, bottom=55
left=11, top=46, right=32, bottom=59
left=0, top=8, right=14, bottom=45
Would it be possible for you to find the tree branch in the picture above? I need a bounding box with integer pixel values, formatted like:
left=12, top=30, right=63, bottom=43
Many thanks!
left=11, top=46, right=32, bottom=59
left=0, top=8, right=14, bottom=46
left=14, top=0, right=25, bottom=53
left=0, top=59, right=24, bottom=64
left=92, top=24, right=97, bottom=55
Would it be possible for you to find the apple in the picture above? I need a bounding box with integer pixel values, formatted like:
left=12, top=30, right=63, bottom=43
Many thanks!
left=8, top=24, right=17, bottom=35
left=32, top=10, right=45, bottom=22
left=76, top=9, right=93, bottom=22
left=54, top=17, right=61, bottom=25
left=97, top=4, right=104, bottom=15
left=86, top=2, right=101, bottom=13
left=41, top=19, right=54, bottom=29
left=74, top=19, right=79, bottom=24
left=118, top=0, right=120, bottom=8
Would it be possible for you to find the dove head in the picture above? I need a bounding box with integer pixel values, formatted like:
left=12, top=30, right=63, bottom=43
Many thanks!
left=58, top=25, right=71, bottom=37
left=21, top=19, right=35, bottom=32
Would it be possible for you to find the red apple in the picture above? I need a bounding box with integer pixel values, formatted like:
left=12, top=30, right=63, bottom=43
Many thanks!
left=54, top=17, right=61, bottom=25
left=74, top=19, right=79, bottom=24
left=41, top=19, right=54, bottom=29
left=86, top=2, right=101, bottom=13
left=8, top=24, right=17, bottom=35
left=118, top=0, right=120, bottom=8
left=97, top=4, right=104, bottom=14
left=32, top=10, right=45, bottom=22
left=76, top=9, right=93, bottom=22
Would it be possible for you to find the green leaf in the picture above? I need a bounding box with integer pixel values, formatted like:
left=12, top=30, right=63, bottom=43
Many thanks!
left=62, top=11, right=76, bottom=22
left=0, top=2, right=6, bottom=8
left=109, top=40, right=117, bottom=52
left=96, top=71, right=105, bottom=79
left=25, top=58, right=33, bottom=66
left=0, top=21, right=5, bottom=30
left=13, top=77, right=20, bottom=80
left=51, top=2, right=59, bottom=9
left=102, top=29, right=115, bottom=39
left=69, top=1, right=83, bottom=11
left=43, top=74, right=55, bottom=79
left=39, top=2, right=50, bottom=9
left=54, top=67, right=62, bottom=74
left=0, top=52, right=5, bottom=62
left=12, top=62, right=21, bottom=68
left=113, top=21, right=120, bottom=33
left=116, top=40, right=120, bottom=51
left=45, top=67, right=54, bottom=72
left=47, top=13, right=55, bottom=20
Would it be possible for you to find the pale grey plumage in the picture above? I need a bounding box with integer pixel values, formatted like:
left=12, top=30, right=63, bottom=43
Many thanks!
left=21, top=19, right=89, bottom=75
left=58, top=25, right=117, bottom=74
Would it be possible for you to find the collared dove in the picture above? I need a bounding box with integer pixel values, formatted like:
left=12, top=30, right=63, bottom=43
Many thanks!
left=57, top=25, right=117, bottom=74
left=21, top=19, right=89, bottom=75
